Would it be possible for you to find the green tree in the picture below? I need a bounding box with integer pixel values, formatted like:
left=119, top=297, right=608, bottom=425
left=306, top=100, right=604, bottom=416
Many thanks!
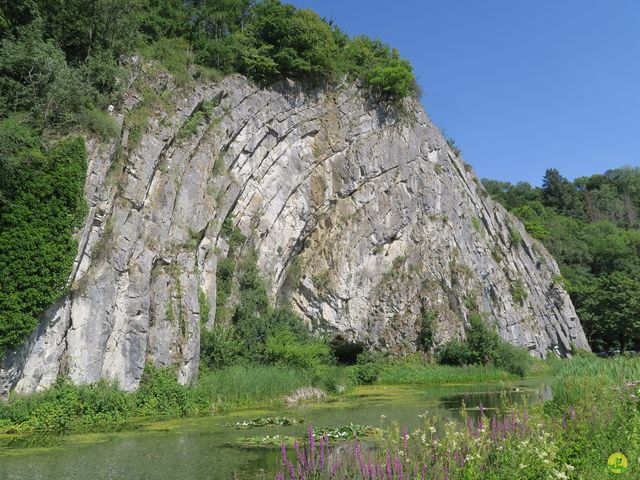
left=139, top=0, right=190, bottom=41
left=576, top=272, right=640, bottom=350
left=542, top=168, right=581, bottom=216
left=465, top=313, right=499, bottom=365
left=511, top=201, right=551, bottom=239
left=35, top=0, right=142, bottom=62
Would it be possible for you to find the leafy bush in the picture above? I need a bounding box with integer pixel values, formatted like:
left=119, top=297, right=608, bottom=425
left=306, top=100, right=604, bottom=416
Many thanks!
left=265, top=328, right=333, bottom=371
left=465, top=313, right=500, bottom=365
left=80, top=106, right=120, bottom=139
left=141, top=37, right=193, bottom=85
left=347, top=351, right=386, bottom=385
left=437, top=314, right=531, bottom=377
left=200, top=324, right=244, bottom=369
left=437, top=339, right=471, bottom=366
left=493, top=340, right=531, bottom=377
left=509, top=279, right=528, bottom=305
left=136, top=365, right=201, bottom=417
left=418, top=310, right=436, bottom=352
left=365, top=58, right=415, bottom=99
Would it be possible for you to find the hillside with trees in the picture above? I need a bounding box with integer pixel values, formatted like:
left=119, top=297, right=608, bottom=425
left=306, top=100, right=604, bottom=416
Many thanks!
left=484, top=166, right=640, bottom=352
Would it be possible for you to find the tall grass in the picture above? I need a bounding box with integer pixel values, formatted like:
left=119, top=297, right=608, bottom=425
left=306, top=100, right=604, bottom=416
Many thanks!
left=549, top=355, right=640, bottom=410
left=195, top=365, right=308, bottom=409
left=376, top=359, right=513, bottom=385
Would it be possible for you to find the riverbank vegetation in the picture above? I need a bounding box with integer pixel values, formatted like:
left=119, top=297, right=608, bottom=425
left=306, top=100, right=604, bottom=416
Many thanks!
left=276, top=355, right=640, bottom=479
left=0, top=355, right=534, bottom=437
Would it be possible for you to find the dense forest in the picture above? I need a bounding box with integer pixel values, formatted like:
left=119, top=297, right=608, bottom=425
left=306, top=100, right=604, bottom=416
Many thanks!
left=484, top=167, right=640, bottom=352
left=0, top=0, right=417, bottom=353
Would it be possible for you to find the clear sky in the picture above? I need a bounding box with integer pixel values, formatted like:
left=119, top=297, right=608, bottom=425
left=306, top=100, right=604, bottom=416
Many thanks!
left=288, top=0, right=640, bottom=185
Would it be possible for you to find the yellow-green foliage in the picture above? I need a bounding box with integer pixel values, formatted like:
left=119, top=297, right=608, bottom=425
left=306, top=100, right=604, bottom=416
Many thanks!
left=141, top=37, right=193, bottom=85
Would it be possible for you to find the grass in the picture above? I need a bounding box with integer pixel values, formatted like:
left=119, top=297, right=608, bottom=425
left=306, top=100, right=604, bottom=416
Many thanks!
left=376, top=361, right=515, bottom=385
left=548, top=355, right=640, bottom=411
left=195, top=365, right=308, bottom=411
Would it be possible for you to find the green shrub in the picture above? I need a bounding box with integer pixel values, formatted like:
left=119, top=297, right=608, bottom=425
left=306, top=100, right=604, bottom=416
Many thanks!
left=418, top=311, right=436, bottom=352
left=200, top=324, right=244, bottom=369
left=348, top=362, right=382, bottom=385
left=510, top=278, right=528, bottom=305
left=437, top=340, right=471, bottom=366
left=465, top=313, right=499, bottom=365
left=0, top=377, right=134, bottom=434
left=141, top=37, right=193, bottom=85
left=347, top=351, right=386, bottom=385
left=493, top=340, right=531, bottom=377
left=436, top=313, right=531, bottom=377
left=265, top=328, right=333, bottom=371
left=508, top=222, right=523, bottom=247
left=365, top=58, right=415, bottom=99
left=81, top=106, right=120, bottom=139
left=136, top=365, right=200, bottom=417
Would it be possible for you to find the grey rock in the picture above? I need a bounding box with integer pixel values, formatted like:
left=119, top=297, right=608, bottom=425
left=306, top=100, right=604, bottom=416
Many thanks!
left=1, top=73, right=588, bottom=395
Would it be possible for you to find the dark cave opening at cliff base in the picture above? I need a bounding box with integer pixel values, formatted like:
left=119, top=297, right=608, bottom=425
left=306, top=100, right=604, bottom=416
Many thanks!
left=330, top=336, right=365, bottom=365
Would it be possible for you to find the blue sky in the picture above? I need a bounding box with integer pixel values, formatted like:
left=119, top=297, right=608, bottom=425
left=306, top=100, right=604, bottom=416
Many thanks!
left=288, top=0, right=640, bottom=185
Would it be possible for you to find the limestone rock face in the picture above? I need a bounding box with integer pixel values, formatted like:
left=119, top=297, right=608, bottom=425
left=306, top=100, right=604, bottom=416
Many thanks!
left=0, top=72, right=588, bottom=395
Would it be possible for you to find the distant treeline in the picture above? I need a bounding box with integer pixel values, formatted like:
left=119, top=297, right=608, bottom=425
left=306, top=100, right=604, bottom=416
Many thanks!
left=484, top=167, right=640, bottom=351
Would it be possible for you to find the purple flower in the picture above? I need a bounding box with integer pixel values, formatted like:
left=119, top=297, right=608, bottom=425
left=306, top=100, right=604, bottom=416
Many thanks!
left=293, top=440, right=300, bottom=456
left=318, top=435, right=325, bottom=468
left=281, top=441, right=288, bottom=466
left=308, top=425, right=315, bottom=469
left=368, top=461, right=375, bottom=480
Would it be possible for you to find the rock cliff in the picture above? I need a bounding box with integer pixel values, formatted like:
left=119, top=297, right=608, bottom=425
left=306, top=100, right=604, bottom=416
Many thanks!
left=0, top=68, right=589, bottom=395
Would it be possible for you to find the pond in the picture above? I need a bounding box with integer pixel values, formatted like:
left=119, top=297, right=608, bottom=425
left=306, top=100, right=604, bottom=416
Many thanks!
left=0, top=378, right=551, bottom=480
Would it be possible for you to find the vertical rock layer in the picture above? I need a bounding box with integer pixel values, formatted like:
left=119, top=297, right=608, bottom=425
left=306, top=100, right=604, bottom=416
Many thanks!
left=1, top=72, right=588, bottom=395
